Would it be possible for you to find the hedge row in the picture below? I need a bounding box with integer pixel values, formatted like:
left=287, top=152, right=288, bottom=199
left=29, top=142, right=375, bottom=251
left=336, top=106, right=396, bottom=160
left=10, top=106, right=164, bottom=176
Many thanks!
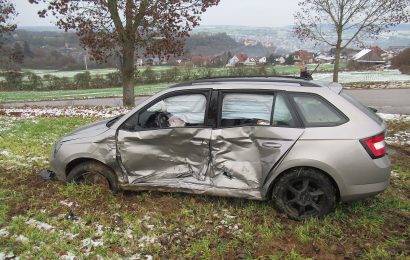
left=0, top=66, right=276, bottom=91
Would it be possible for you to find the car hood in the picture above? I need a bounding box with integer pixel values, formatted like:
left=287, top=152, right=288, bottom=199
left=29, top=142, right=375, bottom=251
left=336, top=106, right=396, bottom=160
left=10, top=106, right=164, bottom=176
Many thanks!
left=61, top=118, right=113, bottom=142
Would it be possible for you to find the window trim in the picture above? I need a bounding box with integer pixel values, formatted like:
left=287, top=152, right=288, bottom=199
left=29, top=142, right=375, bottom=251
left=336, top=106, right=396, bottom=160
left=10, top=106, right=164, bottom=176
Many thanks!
left=120, top=89, right=212, bottom=132
left=216, top=89, right=302, bottom=129
left=289, top=92, right=349, bottom=128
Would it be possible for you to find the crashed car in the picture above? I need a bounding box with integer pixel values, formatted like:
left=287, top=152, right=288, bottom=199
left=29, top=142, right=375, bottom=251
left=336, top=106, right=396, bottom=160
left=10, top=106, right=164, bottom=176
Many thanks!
left=44, top=77, right=390, bottom=220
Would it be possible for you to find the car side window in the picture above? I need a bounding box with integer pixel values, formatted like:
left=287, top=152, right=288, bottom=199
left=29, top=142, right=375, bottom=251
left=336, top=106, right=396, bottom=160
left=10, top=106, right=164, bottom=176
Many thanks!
left=272, top=94, right=296, bottom=127
left=221, top=93, right=274, bottom=127
left=123, top=93, right=207, bottom=130
left=291, top=94, right=347, bottom=127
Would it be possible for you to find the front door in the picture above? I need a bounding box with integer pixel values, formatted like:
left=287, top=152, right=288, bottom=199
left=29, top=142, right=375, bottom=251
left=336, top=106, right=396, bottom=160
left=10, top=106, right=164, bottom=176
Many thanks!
left=211, top=92, right=305, bottom=190
left=117, top=90, right=213, bottom=186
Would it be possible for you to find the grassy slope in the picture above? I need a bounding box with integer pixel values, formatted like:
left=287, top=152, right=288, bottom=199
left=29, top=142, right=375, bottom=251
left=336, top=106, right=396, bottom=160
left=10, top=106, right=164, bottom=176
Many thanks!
left=0, top=116, right=409, bottom=258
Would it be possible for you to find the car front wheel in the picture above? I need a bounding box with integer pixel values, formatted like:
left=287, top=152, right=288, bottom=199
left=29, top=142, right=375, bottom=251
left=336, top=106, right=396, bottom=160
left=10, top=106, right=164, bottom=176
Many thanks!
left=272, top=168, right=336, bottom=220
left=67, top=161, right=118, bottom=192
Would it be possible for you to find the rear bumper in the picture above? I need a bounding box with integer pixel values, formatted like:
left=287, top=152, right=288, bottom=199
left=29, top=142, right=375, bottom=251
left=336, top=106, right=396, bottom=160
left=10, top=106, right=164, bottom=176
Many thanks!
left=340, top=179, right=389, bottom=202
left=339, top=155, right=391, bottom=201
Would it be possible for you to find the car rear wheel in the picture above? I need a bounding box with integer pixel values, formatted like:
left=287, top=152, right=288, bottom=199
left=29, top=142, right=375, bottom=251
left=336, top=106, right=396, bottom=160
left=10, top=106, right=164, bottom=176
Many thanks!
left=67, top=162, right=118, bottom=192
left=272, top=168, right=336, bottom=220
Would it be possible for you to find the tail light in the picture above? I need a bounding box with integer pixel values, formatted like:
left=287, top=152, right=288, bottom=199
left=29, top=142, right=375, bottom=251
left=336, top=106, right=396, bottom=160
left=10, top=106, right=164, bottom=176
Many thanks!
left=360, top=133, right=386, bottom=159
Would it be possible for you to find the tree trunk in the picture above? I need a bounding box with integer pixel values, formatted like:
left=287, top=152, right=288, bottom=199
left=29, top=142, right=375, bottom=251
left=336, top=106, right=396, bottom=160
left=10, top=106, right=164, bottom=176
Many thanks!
left=333, top=37, right=343, bottom=83
left=121, top=43, right=135, bottom=107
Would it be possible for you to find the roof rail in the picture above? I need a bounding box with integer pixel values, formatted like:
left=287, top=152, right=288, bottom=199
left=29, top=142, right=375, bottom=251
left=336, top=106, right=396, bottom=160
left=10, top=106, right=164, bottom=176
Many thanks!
left=170, top=75, right=322, bottom=88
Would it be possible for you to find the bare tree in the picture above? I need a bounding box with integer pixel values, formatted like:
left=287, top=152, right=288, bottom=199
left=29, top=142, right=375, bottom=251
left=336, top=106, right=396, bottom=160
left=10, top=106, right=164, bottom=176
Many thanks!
left=30, top=0, right=219, bottom=106
left=0, top=0, right=16, bottom=46
left=294, top=0, right=409, bottom=82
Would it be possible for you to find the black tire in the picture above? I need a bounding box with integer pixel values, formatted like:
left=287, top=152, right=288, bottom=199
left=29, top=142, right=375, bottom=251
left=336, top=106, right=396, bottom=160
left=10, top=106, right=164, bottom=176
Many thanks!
left=67, top=161, right=119, bottom=192
left=272, top=167, right=336, bottom=221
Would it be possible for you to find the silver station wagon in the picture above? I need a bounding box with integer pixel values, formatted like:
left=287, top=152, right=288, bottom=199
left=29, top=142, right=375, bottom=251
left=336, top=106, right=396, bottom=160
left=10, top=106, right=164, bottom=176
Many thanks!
left=44, top=77, right=390, bottom=220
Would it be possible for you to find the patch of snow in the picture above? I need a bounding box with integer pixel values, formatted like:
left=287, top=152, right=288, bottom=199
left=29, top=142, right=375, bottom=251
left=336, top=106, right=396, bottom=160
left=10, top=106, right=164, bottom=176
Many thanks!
left=95, top=224, right=105, bottom=236
left=129, top=253, right=154, bottom=260
left=0, top=150, right=11, bottom=157
left=378, top=113, right=410, bottom=121
left=16, top=235, right=29, bottom=242
left=138, top=235, right=158, bottom=248
left=146, top=224, right=155, bottom=230
left=60, top=252, right=76, bottom=260
left=0, top=228, right=9, bottom=237
left=0, top=252, right=18, bottom=260
left=59, top=200, right=74, bottom=208
left=0, top=106, right=129, bottom=119
left=82, top=238, right=104, bottom=249
left=386, top=130, right=410, bottom=146
left=26, top=218, right=54, bottom=231
left=314, top=70, right=410, bottom=83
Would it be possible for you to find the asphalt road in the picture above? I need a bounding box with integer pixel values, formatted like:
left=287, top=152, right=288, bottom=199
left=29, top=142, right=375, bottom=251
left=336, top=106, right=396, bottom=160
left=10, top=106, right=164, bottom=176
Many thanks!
left=1, top=89, right=409, bottom=114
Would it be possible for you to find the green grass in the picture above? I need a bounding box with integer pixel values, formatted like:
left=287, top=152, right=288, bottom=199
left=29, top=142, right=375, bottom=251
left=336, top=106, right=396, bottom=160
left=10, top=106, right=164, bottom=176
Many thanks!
left=0, top=116, right=409, bottom=258
left=0, top=83, right=171, bottom=103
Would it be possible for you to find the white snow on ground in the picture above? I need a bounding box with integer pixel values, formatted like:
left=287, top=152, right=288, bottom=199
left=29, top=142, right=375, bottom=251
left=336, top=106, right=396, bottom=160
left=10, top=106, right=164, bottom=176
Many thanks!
left=25, top=219, right=54, bottom=231
left=0, top=228, right=9, bottom=237
left=377, top=113, right=410, bottom=121
left=386, top=131, right=410, bottom=146
left=0, top=106, right=130, bottom=119
left=314, top=69, right=410, bottom=83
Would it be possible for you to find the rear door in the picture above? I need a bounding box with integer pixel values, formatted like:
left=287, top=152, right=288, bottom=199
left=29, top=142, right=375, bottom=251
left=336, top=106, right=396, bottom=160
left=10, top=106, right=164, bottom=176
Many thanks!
left=210, top=91, right=305, bottom=190
left=117, top=90, right=213, bottom=186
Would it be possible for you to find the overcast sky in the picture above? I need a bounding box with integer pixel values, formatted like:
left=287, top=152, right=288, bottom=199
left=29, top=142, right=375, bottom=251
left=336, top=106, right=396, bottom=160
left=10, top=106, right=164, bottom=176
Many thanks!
left=13, top=0, right=300, bottom=27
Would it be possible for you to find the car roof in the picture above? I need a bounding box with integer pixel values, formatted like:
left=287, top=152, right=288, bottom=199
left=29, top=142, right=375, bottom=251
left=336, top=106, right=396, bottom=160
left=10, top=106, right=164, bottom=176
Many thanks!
left=169, top=76, right=342, bottom=94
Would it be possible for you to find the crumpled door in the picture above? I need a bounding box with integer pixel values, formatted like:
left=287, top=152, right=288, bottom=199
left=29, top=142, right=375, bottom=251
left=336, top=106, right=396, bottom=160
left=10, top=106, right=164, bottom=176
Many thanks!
left=210, top=127, right=304, bottom=190
left=117, top=128, right=212, bottom=185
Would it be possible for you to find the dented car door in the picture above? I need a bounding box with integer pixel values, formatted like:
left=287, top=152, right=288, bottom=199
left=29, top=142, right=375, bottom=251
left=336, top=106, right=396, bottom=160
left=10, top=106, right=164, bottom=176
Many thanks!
left=117, top=91, right=213, bottom=186
left=211, top=92, right=304, bottom=190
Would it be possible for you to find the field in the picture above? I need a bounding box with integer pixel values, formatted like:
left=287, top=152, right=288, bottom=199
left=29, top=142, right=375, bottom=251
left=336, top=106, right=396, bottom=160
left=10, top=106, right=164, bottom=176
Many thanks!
left=0, top=83, right=170, bottom=103
left=19, top=64, right=335, bottom=79
left=0, top=108, right=409, bottom=258
left=314, top=70, right=410, bottom=84
left=1, top=69, right=410, bottom=104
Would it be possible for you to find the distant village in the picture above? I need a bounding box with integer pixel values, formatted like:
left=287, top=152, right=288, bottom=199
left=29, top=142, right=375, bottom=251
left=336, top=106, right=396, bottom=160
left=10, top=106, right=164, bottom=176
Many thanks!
left=5, top=29, right=409, bottom=71
left=136, top=45, right=406, bottom=71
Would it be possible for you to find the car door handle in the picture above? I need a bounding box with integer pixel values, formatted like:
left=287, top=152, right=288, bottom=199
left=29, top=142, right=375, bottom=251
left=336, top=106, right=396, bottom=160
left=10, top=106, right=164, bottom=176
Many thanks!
left=262, top=142, right=282, bottom=148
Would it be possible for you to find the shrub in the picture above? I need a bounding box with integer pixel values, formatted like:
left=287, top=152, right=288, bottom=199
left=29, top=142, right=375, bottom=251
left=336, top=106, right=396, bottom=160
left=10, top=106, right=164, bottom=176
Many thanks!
left=105, top=72, right=122, bottom=87
left=74, top=71, right=92, bottom=89
left=25, top=72, right=44, bottom=90
left=392, top=48, right=410, bottom=74
left=43, top=74, right=72, bottom=90
left=91, top=75, right=109, bottom=89
left=141, top=67, right=157, bottom=84
left=4, top=71, right=24, bottom=90
left=162, top=67, right=181, bottom=82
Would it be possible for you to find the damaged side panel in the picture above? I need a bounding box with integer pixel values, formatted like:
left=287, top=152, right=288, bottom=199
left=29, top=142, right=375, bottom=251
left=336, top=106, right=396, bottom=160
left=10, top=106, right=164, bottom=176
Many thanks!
left=117, top=126, right=303, bottom=200
left=210, top=126, right=304, bottom=191
left=117, top=128, right=213, bottom=185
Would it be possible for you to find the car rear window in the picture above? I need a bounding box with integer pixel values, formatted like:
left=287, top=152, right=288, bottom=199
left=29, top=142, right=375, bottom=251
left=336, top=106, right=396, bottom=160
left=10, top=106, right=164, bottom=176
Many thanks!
left=291, top=94, right=348, bottom=127
left=340, top=91, right=383, bottom=125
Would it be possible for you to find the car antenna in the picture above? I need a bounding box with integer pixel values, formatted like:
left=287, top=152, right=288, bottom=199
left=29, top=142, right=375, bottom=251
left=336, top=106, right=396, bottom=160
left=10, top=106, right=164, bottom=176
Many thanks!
left=310, top=62, right=321, bottom=76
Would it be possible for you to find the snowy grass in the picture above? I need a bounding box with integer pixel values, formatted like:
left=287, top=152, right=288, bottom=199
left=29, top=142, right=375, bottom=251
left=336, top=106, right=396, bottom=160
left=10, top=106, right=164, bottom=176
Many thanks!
left=313, top=69, right=410, bottom=84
